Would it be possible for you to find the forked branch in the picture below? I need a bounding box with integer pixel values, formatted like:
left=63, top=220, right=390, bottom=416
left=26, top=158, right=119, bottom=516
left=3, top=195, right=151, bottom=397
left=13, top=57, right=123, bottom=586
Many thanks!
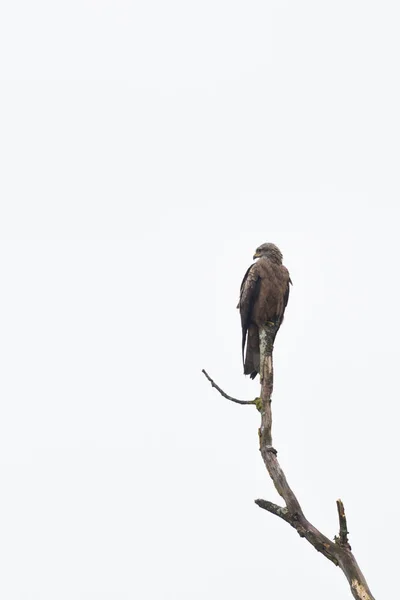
left=202, top=323, right=375, bottom=600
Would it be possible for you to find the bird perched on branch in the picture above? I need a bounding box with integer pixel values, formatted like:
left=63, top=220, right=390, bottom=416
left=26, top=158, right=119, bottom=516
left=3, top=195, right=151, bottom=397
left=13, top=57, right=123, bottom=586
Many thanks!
left=238, top=243, right=291, bottom=379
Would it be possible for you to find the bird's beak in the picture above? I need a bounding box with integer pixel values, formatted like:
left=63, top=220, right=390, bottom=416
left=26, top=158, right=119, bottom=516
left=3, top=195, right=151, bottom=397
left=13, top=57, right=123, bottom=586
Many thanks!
left=253, top=252, right=260, bottom=260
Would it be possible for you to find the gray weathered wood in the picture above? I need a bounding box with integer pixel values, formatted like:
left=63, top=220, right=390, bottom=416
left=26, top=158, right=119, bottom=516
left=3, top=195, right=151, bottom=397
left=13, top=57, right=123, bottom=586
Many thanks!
left=203, top=321, right=376, bottom=599
left=255, top=323, right=375, bottom=600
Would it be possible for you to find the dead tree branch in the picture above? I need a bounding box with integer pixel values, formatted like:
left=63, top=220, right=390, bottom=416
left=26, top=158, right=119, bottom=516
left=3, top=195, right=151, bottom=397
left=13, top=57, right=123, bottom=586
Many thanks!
left=202, top=322, right=375, bottom=600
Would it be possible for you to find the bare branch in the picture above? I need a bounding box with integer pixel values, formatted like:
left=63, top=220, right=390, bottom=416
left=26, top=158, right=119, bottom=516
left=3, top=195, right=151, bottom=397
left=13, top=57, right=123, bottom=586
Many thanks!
left=204, top=320, right=376, bottom=600
left=201, top=369, right=257, bottom=405
left=255, top=497, right=339, bottom=567
left=255, top=324, right=375, bottom=600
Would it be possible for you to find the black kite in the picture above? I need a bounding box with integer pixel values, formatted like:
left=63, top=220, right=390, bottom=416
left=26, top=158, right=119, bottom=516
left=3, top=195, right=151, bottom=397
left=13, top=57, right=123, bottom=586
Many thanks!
left=238, top=243, right=291, bottom=379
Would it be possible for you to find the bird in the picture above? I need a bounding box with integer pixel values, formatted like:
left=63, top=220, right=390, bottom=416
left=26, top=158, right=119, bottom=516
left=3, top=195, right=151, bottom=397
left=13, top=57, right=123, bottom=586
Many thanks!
left=238, top=243, right=291, bottom=379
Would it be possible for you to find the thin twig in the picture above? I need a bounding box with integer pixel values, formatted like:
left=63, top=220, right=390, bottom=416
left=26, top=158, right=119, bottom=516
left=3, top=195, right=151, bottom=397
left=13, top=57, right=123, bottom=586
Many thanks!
left=201, top=369, right=257, bottom=405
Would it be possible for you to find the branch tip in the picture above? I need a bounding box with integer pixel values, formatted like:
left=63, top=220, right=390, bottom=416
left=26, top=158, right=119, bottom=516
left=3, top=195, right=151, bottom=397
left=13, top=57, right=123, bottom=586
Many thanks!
left=255, top=499, right=286, bottom=516
left=335, top=498, right=351, bottom=548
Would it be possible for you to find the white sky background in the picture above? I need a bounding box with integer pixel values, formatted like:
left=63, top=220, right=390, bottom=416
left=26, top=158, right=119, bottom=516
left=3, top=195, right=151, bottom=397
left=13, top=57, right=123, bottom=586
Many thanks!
left=0, top=1, right=399, bottom=598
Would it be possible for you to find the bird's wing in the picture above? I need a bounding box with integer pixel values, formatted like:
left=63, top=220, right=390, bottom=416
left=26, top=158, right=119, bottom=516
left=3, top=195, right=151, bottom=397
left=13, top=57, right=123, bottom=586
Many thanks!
left=283, top=275, right=292, bottom=312
left=239, top=263, right=261, bottom=367
left=236, top=264, right=252, bottom=308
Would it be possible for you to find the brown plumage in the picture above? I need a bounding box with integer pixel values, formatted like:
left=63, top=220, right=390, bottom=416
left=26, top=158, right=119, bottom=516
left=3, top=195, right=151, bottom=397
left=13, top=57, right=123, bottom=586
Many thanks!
left=238, top=243, right=291, bottom=379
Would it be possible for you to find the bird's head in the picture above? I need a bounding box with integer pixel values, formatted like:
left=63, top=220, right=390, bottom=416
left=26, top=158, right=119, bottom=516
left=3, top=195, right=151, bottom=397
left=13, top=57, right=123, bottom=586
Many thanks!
left=253, top=243, right=283, bottom=263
